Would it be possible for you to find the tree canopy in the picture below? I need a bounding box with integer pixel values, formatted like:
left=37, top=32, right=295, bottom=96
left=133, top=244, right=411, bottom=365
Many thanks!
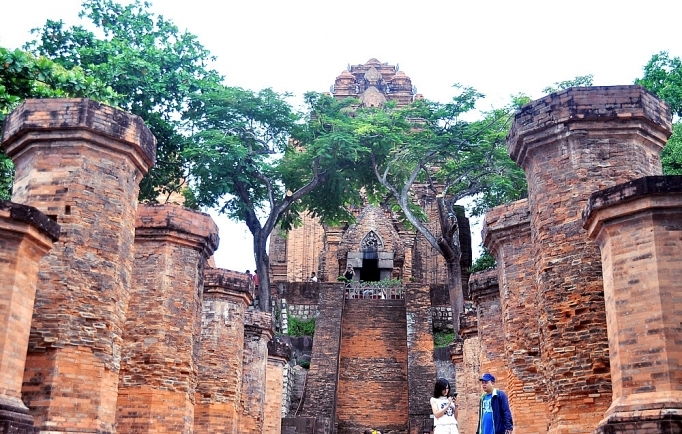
left=27, top=0, right=222, bottom=202
left=184, top=88, right=371, bottom=310
left=636, top=51, right=682, bottom=175
left=0, top=46, right=118, bottom=199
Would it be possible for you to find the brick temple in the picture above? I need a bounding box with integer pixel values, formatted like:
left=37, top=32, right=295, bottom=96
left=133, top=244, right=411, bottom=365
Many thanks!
left=0, top=60, right=680, bottom=434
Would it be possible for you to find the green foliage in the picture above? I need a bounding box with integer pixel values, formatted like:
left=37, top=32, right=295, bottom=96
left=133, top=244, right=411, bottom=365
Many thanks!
left=469, top=248, right=497, bottom=273
left=0, top=46, right=118, bottom=199
left=636, top=51, right=682, bottom=117
left=297, top=359, right=310, bottom=369
left=27, top=0, right=222, bottom=202
left=542, top=74, right=594, bottom=94
left=434, top=331, right=455, bottom=348
left=636, top=52, right=682, bottom=175
left=287, top=316, right=315, bottom=337
left=661, top=124, right=682, bottom=175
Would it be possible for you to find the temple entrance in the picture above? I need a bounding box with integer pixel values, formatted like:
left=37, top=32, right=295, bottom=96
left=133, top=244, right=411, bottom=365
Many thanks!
left=359, top=258, right=380, bottom=281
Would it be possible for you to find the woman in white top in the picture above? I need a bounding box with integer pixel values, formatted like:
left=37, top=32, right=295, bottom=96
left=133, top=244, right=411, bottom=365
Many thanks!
left=430, top=378, right=459, bottom=434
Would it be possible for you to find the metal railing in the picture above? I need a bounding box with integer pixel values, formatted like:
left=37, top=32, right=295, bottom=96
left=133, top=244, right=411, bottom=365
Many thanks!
left=344, top=282, right=405, bottom=300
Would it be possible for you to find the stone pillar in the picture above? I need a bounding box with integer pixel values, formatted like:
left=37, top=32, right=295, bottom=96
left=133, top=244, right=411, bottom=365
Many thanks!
left=116, top=204, right=219, bottom=433
left=194, top=268, right=253, bottom=434
left=508, top=85, right=672, bottom=433
left=0, top=202, right=59, bottom=434
left=1, top=98, right=156, bottom=433
left=451, top=301, right=479, bottom=434
left=469, top=269, right=507, bottom=390
left=264, top=338, right=291, bottom=434
left=405, top=284, right=436, bottom=434
left=583, top=176, right=682, bottom=433
left=482, top=199, right=548, bottom=432
left=239, top=310, right=274, bottom=434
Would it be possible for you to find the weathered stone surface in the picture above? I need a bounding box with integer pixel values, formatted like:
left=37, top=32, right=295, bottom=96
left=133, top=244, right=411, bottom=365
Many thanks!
left=336, top=299, right=408, bottom=434
left=483, top=199, right=548, bottom=432
left=405, top=284, right=436, bottom=434
left=116, top=204, right=219, bottom=433
left=239, top=310, right=273, bottom=434
left=264, top=338, right=292, bottom=434
left=469, top=270, right=507, bottom=391
left=584, top=176, right=682, bottom=433
left=299, top=283, right=345, bottom=425
left=2, top=98, right=155, bottom=433
left=507, top=85, right=672, bottom=433
left=195, top=268, right=252, bottom=434
left=0, top=202, right=58, bottom=434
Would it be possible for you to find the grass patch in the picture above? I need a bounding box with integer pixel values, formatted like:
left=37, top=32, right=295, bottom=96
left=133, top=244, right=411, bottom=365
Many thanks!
left=434, top=331, right=454, bottom=348
left=288, top=316, right=316, bottom=337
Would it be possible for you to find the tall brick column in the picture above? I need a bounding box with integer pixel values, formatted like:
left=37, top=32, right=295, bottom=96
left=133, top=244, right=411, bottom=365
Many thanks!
left=405, top=284, right=436, bottom=434
left=583, top=176, right=682, bottom=433
left=195, top=268, right=253, bottom=434
left=264, top=338, right=292, bottom=434
left=451, top=302, right=480, bottom=434
left=0, top=202, right=59, bottom=434
left=508, top=85, right=672, bottom=433
left=239, top=310, right=274, bottom=434
left=1, top=98, right=156, bottom=433
left=469, top=269, right=506, bottom=390
left=482, top=199, right=548, bottom=432
left=116, top=204, right=219, bottom=433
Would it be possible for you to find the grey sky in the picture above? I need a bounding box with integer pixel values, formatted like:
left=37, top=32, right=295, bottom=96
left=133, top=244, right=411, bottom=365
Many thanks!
left=2, top=0, right=681, bottom=272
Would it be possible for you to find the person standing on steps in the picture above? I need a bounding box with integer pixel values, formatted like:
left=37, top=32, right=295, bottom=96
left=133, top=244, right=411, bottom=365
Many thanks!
left=476, top=373, right=513, bottom=434
left=430, top=378, right=459, bottom=434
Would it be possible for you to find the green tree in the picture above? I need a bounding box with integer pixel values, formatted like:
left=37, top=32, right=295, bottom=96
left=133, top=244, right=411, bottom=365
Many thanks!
left=542, top=74, right=594, bottom=94
left=27, top=0, right=222, bottom=202
left=636, top=51, right=682, bottom=174
left=352, top=88, right=526, bottom=334
left=0, top=46, right=118, bottom=199
left=184, top=88, right=367, bottom=312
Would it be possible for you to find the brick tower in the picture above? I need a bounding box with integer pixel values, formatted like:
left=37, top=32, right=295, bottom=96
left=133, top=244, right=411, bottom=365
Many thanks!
left=2, top=98, right=156, bottom=433
left=507, top=86, right=672, bottom=433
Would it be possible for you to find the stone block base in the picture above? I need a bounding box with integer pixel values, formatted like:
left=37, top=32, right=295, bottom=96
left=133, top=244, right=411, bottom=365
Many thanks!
left=596, top=409, right=682, bottom=434
left=116, top=386, right=193, bottom=433
left=0, top=403, right=38, bottom=434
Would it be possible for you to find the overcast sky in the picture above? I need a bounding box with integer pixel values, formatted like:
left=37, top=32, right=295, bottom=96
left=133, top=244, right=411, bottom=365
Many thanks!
left=3, top=0, right=681, bottom=272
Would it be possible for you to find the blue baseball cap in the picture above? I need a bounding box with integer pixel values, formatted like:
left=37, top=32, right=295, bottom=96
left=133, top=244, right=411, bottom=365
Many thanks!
left=479, top=373, right=495, bottom=382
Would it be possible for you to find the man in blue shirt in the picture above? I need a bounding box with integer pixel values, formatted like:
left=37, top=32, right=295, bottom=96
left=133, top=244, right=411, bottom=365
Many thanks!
left=476, top=373, right=513, bottom=434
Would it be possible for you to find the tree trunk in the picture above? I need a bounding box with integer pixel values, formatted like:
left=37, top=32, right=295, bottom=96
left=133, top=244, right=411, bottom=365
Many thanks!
left=252, top=228, right=271, bottom=313
left=445, top=257, right=463, bottom=337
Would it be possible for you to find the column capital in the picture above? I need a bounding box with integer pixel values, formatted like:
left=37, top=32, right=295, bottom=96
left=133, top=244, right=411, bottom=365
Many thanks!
left=135, top=204, right=219, bottom=258
left=203, top=267, right=253, bottom=306
left=482, top=199, right=530, bottom=256
left=583, top=175, right=682, bottom=239
left=508, top=86, right=672, bottom=168
left=2, top=98, right=156, bottom=174
left=469, top=269, right=499, bottom=304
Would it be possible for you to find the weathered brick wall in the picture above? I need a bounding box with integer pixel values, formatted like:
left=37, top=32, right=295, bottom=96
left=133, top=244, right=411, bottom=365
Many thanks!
left=280, top=282, right=323, bottom=306
left=299, top=283, right=345, bottom=431
left=470, top=270, right=507, bottom=390
left=336, top=299, right=408, bottom=434
left=239, top=310, right=274, bottom=434
left=584, top=176, right=682, bottom=433
left=117, top=204, right=218, bottom=433
left=451, top=315, right=481, bottom=434
left=508, top=85, right=672, bottom=433
left=405, top=284, right=437, bottom=434
left=2, top=98, right=155, bottom=433
left=195, top=268, right=252, bottom=434
left=483, top=199, right=548, bottom=433
left=285, top=213, right=326, bottom=283
left=0, top=201, right=59, bottom=433
left=264, top=339, right=292, bottom=434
